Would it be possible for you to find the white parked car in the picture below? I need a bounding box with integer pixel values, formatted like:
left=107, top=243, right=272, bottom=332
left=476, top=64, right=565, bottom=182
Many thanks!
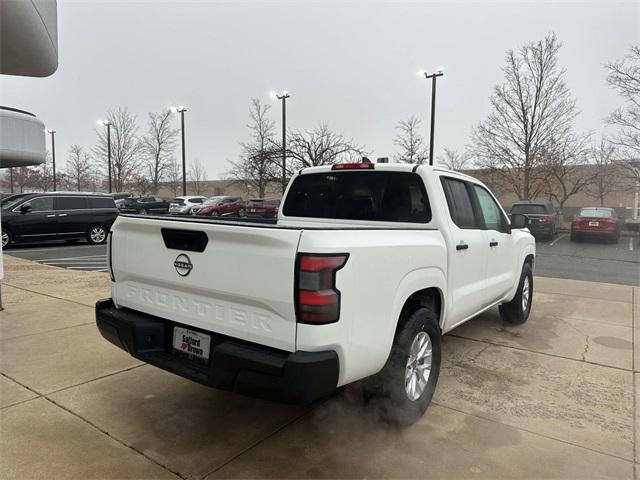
left=97, top=163, right=535, bottom=424
left=168, top=196, right=207, bottom=215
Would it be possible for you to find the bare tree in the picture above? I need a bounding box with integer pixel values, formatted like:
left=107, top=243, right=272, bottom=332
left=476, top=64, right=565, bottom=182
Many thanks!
left=606, top=45, right=640, bottom=184
left=393, top=116, right=429, bottom=164
left=94, top=107, right=143, bottom=192
left=543, top=134, right=592, bottom=212
left=131, top=175, right=153, bottom=196
left=165, top=159, right=182, bottom=197
left=286, top=123, right=368, bottom=169
left=142, top=109, right=179, bottom=194
left=438, top=148, right=470, bottom=171
left=227, top=99, right=278, bottom=198
left=470, top=33, right=578, bottom=200
left=188, top=158, right=208, bottom=195
left=31, top=151, right=54, bottom=192
left=13, top=167, right=36, bottom=193
left=65, top=145, right=92, bottom=191
left=587, top=140, right=620, bottom=206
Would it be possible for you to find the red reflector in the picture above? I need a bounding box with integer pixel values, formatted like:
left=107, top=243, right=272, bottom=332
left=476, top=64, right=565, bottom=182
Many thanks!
left=331, top=163, right=374, bottom=170
left=299, top=290, right=338, bottom=306
left=299, top=255, right=348, bottom=272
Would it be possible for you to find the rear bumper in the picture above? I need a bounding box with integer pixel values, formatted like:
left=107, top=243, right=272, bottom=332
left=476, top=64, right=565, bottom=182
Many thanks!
left=95, top=298, right=339, bottom=404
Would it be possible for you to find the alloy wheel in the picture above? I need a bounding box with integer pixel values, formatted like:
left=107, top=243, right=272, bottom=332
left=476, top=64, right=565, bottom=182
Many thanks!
left=404, top=331, right=433, bottom=401
left=90, top=227, right=107, bottom=244
left=522, top=276, right=530, bottom=312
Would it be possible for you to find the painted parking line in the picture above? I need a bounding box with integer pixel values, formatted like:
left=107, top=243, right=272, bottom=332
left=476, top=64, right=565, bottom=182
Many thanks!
left=549, top=234, right=566, bottom=247
left=630, top=237, right=634, bottom=251
left=37, top=255, right=107, bottom=262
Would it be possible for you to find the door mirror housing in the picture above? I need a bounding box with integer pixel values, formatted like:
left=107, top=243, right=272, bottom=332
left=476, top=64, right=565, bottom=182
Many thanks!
left=19, top=203, right=32, bottom=214
left=510, top=213, right=529, bottom=230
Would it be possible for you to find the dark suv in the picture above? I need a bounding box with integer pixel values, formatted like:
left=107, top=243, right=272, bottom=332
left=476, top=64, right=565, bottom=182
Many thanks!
left=509, top=200, right=559, bottom=240
left=119, top=196, right=170, bottom=215
left=1, top=192, right=118, bottom=247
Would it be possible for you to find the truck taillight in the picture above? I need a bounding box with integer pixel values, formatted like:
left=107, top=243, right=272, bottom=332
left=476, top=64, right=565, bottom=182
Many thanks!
left=107, top=231, right=115, bottom=282
left=539, top=215, right=552, bottom=223
left=296, top=253, right=348, bottom=324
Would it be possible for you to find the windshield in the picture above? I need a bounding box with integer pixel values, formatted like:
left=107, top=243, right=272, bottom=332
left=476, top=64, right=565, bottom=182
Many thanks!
left=1, top=194, right=29, bottom=209
left=580, top=208, right=614, bottom=218
left=510, top=204, right=547, bottom=215
left=203, top=196, right=224, bottom=205
left=283, top=171, right=431, bottom=223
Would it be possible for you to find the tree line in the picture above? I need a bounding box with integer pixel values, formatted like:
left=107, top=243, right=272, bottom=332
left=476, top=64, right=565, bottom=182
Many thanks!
left=4, top=34, right=639, bottom=209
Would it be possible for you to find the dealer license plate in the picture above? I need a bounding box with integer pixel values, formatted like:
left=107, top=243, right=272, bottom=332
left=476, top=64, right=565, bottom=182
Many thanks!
left=589, top=221, right=599, bottom=226
left=173, top=327, right=211, bottom=365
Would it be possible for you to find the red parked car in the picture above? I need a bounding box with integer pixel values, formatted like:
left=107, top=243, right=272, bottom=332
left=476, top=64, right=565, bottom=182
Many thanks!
left=193, top=196, right=245, bottom=217
left=571, top=207, right=621, bottom=243
left=245, top=198, right=281, bottom=218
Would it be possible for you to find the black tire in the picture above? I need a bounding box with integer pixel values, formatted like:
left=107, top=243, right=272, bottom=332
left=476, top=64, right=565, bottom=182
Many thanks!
left=87, top=225, right=108, bottom=245
left=570, top=232, right=580, bottom=242
left=2, top=228, right=12, bottom=248
left=499, top=262, right=533, bottom=325
left=211, top=210, right=220, bottom=217
left=371, top=306, right=442, bottom=426
left=238, top=208, right=246, bottom=217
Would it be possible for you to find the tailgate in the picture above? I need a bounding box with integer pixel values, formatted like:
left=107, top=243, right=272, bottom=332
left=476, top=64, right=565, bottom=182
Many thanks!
left=110, top=217, right=301, bottom=351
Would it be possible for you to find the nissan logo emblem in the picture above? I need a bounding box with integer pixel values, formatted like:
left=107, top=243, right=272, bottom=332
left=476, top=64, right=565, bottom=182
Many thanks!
left=174, top=254, right=193, bottom=277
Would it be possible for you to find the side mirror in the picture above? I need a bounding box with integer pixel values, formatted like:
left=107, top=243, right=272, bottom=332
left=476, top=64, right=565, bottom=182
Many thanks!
left=19, top=203, right=32, bottom=214
left=510, top=213, right=528, bottom=230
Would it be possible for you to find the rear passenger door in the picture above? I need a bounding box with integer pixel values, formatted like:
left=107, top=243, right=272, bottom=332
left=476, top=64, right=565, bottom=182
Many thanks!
left=55, top=196, right=89, bottom=238
left=471, top=184, right=515, bottom=302
left=440, top=177, right=489, bottom=325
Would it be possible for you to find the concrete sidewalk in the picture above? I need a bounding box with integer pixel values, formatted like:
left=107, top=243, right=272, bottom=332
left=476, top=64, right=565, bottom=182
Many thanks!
left=0, top=254, right=638, bottom=479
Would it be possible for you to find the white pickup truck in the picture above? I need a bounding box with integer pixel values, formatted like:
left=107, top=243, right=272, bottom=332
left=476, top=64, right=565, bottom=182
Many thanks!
left=96, top=163, right=535, bottom=424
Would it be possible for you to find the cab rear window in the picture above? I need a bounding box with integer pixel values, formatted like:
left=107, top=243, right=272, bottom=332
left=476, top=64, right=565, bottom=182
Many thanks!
left=282, top=171, right=431, bottom=223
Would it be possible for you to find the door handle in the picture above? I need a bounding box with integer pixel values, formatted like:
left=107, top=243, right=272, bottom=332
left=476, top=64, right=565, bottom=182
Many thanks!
left=46, top=214, right=56, bottom=218
left=490, top=241, right=499, bottom=247
left=57, top=213, right=68, bottom=217
left=456, top=243, right=469, bottom=251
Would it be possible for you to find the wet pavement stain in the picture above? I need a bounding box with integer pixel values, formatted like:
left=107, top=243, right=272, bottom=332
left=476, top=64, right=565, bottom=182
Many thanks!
left=592, top=336, right=633, bottom=350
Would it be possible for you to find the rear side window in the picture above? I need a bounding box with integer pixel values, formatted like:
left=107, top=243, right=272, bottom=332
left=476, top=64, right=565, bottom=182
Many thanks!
left=189, top=197, right=204, bottom=203
left=473, top=185, right=507, bottom=231
left=55, top=197, right=87, bottom=210
left=283, top=171, right=431, bottom=223
left=510, top=204, right=546, bottom=215
left=440, top=178, right=478, bottom=228
left=87, top=197, right=116, bottom=209
left=26, top=197, right=54, bottom=212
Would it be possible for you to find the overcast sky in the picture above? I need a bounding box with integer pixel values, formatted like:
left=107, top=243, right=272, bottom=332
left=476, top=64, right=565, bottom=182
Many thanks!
left=1, top=0, right=637, bottom=179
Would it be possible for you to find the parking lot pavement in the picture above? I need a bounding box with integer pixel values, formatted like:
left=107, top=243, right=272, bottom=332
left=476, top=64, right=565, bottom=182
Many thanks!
left=535, top=234, right=640, bottom=286
left=4, top=242, right=107, bottom=272
left=1, top=255, right=638, bottom=479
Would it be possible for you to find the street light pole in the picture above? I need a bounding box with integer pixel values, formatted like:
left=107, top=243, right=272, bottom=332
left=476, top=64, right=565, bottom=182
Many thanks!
left=46, top=129, right=57, bottom=191
left=422, top=68, right=444, bottom=166
left=101, top=121, right=113, bottom=193
left=275, top=92, right=290, bottom=194
left=174, top=106, right=187, bottom=196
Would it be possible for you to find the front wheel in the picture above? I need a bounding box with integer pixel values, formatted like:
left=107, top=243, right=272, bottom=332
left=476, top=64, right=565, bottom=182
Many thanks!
left=371, top=306, right=442, bottom=425
left=87, top=225, right=108, bottom=245
left=2, top=228, right=11, bottom=248
left=499, top=262, right=533, bottom=325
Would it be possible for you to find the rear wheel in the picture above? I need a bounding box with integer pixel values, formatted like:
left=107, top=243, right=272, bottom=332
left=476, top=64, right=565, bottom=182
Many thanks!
left=369, top=306, right=441, bottom=425
left=2, top=228, right=11, bottom=248
left=211, top=210, right=220, bottom=217
left=570, top=232, right=580, bottom=242
left=499, top=262, right=533, bottom=325
left=238, top=208, right=246, bottom=217
left=87, top=225, right=108, bottom=245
